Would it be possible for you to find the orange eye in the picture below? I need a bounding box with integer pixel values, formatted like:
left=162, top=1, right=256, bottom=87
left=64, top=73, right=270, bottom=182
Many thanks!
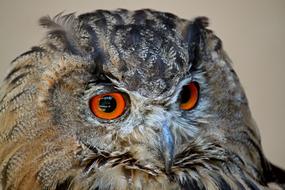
left=89, top=92, right=126, bottom=120
left=179, top=82, right=199, bottom=110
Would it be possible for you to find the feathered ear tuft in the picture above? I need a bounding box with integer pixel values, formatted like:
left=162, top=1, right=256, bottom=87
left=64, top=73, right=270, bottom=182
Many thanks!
left=39, top=12, right=76, bottom=30
left=39, top=15, right=59, bottom=29
left=39, top=12, right=81, bottom=55
left=193, top=16, right=209, bottom=29
left=183, top=16, right=210, bottom=71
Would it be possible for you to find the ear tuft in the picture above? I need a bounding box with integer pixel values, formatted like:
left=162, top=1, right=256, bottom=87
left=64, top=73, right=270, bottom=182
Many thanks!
left=39, top=13, right=81, bottom=55
left=193, top=16, right=209, bottom=29
left=39, top=12, right=76, bottom=30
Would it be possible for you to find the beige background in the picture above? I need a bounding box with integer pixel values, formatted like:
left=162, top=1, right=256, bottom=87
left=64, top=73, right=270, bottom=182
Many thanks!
left=0, top=0, right=284, bottom=167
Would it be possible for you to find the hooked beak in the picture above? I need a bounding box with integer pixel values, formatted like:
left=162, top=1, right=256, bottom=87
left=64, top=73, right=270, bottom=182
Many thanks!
left=160, top=121, right=175, bottom=174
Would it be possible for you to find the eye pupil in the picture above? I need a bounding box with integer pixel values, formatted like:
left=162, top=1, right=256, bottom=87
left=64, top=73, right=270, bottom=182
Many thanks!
left=99, top=95, right=117, bottom=113
left=180, top=86, right=192, bottom=104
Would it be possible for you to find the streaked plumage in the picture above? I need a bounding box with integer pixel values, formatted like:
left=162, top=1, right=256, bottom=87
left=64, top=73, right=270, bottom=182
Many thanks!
left=0, top=9, right=284, bottom=190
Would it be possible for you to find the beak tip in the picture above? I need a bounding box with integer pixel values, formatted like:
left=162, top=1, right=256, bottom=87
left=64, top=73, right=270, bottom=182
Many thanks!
left=164, top=158, right=173, bottom=174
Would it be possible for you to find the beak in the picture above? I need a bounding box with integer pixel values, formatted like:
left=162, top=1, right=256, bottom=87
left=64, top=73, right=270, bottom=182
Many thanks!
left=160, top=121, right=175, bottom=174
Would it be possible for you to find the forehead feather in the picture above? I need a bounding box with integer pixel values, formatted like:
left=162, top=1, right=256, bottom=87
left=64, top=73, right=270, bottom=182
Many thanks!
left=99, top=18, right=190, bottom=97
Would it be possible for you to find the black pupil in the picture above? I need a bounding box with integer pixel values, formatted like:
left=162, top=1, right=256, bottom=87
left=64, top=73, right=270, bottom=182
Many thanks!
left=180, top=86, right=191, bottom=103
left=99, top=95, right=117, bottom=113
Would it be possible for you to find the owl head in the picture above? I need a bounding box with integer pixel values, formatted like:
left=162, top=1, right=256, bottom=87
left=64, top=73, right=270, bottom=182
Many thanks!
left=0, top=9, right=282, bottom=190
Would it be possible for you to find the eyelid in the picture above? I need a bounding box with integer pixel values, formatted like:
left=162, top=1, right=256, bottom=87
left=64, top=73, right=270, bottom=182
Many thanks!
left=86, top=83, right=118, bottom=97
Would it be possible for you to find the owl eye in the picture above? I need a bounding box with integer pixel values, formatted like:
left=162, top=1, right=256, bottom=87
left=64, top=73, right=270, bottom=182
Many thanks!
left=89, top=92, right=126, bottom=120
left=179, top=82, right=199, bottom=110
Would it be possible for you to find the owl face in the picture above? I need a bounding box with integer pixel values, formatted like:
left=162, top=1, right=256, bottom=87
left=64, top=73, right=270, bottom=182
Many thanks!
left=0, top=9, right=271, bottom=190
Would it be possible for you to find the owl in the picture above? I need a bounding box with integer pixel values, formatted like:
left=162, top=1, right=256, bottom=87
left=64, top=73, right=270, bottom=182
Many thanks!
left=0, top=9, right=284, bottom=190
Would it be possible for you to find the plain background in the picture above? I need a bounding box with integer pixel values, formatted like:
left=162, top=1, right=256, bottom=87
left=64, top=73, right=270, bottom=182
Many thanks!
left=0, top=0, right=284, bottom=167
